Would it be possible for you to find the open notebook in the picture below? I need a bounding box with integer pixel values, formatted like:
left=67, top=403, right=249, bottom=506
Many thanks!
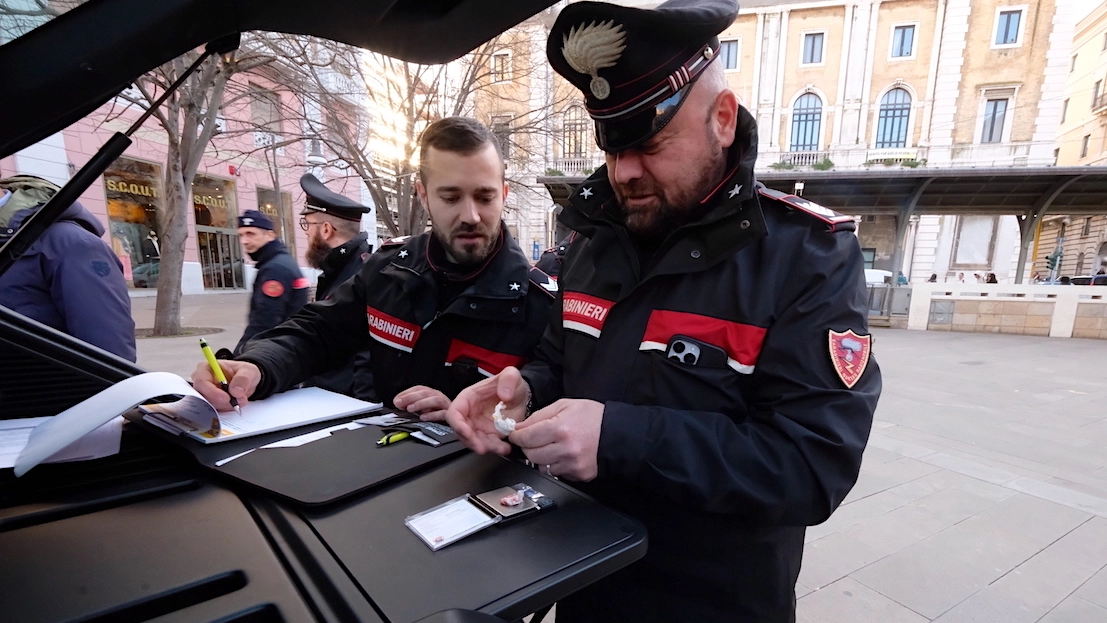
left=14, top=371, right=381, bottom=476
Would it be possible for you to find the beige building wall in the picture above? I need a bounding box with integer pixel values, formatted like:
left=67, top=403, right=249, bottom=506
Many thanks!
left=951, top=0, right=1057, bottom=146
left=1057, top=3, right=1107, bottom=166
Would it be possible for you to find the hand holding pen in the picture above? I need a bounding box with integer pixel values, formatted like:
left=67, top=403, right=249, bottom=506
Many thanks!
left=199, top=339, right=241, bottom=414
left=192, top=339, right=264, bottom=414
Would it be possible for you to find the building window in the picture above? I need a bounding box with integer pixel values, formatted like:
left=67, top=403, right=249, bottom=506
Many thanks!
left=802, top=32, right=824, bottom=65
left=1081, top=134, right=1091, bottom=158
left=1072, top=55, right=1078, bottom=73
left=980, top=98, right=1008, bottom=143
left=1083, top=217, right=1092, bottom=237
left=952, top=216, right=999, bottom=270
left=104, top=158, right=163, bottom=289
left=994, top=9, right=1022, bottom=46
left=790, top=93, right=822, bottom=151
left=861, top=248, right=876, bottom=269
left=720, top=39, right=739, bottom=71
left=490, top=52, right=512, bottom=82
left=891, top=25, right=915, bottom=58
left=1102, top=32, right=1107, bottom=51
left=561, top=106, right=588, bottom=159
left=875, top=88, right=912, bottom=148
left=257, top=187, right=295, bottom=255
left=1062, top=99, right=1069, bottom=124
left=490, top=114, right=512, bottom=159
left=250, top=85, right=281, bottom=135
left=193, top=175, right=245, bottom=290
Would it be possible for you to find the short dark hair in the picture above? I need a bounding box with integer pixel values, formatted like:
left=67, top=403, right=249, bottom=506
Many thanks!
left=418, top=117, right=503, bottom=183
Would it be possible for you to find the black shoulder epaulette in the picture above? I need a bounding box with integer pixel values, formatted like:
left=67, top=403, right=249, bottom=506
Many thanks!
left=757, top=186, right=856, bottom=233
left=380, top=235, right=411, bottom=248
left=528, top=266, right=558, bottom=298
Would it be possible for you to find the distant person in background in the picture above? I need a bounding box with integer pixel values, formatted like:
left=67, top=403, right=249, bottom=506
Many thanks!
left=1031, top=271, right=1043, bottom=284
left=1097, top=268, right=1105, bottom=275
left=234, top=209, right=309, bottom=355
left=297, top=173, right=374, bottom=399
left=896, top=271, right=908, bottom=285
left=927, top=274, right=937, bottom=283
left=0, top=175, right=136, bottom=361
left=957, top=272, right=966, bottom=283
left=535, top=231, right=577, bottom=279
left=986, top=273, right=998, bottom=284
left=973, top=273, right=983, bottom=283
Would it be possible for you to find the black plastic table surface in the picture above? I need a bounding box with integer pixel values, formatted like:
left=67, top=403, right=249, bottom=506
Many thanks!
left=304, top=453, right=647, bottom=623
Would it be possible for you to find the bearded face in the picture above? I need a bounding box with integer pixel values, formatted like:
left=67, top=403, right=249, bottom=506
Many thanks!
left=305, top=227, right=330, bottom=269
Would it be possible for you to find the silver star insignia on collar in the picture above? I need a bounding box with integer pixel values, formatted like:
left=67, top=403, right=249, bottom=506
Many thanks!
left=580, top=187, right=593, bottom=199
left=339, top=248, right=347, bottom=254
left=398, top=249, right=409, bottom=259
left=509, top=282, right=521, bottom=291
left=728, top=184, right=743, bottom=199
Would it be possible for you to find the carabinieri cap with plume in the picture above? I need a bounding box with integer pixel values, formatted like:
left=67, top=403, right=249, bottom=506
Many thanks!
left=547, top=0, right=740, bottom=153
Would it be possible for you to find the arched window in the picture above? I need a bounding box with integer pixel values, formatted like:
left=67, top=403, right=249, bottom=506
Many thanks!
left=875, top=88, right=912, bottom=148
left=790, top=94, right=822, bottom=151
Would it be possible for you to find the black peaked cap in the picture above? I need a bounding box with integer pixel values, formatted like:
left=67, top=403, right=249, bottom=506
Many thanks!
left=548, top=0, right=739, bottom=153
left=300, top=174, right=371, bottom=222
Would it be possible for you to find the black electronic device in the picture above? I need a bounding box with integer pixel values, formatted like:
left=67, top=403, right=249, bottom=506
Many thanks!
left=665, top=334, right=729, bottom=368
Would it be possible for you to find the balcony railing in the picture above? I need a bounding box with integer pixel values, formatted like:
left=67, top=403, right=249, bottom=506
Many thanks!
left=550, top=156, right=599, bottom=176
left=1094, top=92, right=1107, bottom=113
left=776, top=150, right=831, bottom=167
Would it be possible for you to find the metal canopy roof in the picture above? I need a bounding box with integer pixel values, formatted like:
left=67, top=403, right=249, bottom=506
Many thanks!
left=540, top=167, right=1107, bottom=216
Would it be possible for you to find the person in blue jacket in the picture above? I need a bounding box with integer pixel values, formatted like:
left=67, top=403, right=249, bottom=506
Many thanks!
left=233, top=209, right=309, bottom=355
left=0, top=175, right=136, bottom=361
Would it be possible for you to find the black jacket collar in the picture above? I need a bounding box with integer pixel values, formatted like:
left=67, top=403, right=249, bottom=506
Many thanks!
left=383, top=223, right=532, bottom=301
left=249, top=238, right=288, bottom=265
left=320, top=232, right=368, bottom=275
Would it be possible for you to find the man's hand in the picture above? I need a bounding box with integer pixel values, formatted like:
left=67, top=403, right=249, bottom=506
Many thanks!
left=394, top=385, right=451, bottom=422
left=191, top=360, right=261, bottom=412
left=510, top=399, right=603, bottom=482
left=445, top=366, right=530, bottom=456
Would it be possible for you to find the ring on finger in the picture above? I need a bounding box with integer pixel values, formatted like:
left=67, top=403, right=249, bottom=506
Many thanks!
left=545, top=464, right=553, bottom=477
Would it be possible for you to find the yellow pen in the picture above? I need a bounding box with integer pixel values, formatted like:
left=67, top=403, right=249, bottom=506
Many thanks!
left=200, top=338, right=241, bottom=415
left=376, top=431, right=410, bottom=447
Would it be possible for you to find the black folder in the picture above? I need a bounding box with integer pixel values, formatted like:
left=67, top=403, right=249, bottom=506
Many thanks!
left=130, top=411, right=468, bottom=505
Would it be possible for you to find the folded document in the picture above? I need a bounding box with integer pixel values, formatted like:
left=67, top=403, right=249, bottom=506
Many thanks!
left=13, top=371, right=381, bottom=477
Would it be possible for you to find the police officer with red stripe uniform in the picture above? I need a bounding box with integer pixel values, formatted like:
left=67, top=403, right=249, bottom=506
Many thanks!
left=234, top=209, right=309, bottom=355
left=445, top=1, right=881, bottom=621
left=194, top=118, right=557, bottom=419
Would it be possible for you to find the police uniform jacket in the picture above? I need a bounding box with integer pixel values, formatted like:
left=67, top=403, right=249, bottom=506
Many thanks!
left=238, top=226, right=558, bottom=406
left=315, top=232, right=371, bottom=299
left=521, top=108, right=881, bottom=622
left=302, top=232, right=374, bottom=399
left=235, top=239, right=308, bottom=355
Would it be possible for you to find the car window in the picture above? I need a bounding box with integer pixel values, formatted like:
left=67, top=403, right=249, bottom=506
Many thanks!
left=0, top=1, right=87, bottom=47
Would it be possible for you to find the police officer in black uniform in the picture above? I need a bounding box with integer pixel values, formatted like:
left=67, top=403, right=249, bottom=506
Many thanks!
left=298, top=173, right=375, bottom=398
left=234, top=209, right=309, bottom=355
left=193, top=117, right=556, bottom=422
left=299, top=173, right=373, bottom=300
left=446, top=2, right=881, bottom=621
left=534, top=231, right=576, bottom=279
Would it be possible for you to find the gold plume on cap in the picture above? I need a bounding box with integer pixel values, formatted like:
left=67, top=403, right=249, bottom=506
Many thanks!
left=561, top=20, right=627, bottom=99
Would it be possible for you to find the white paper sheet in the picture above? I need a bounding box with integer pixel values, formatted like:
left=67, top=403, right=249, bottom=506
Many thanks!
left=14, top=372, right=191, bottom=476
left=1, top=416, right=122, bottom=470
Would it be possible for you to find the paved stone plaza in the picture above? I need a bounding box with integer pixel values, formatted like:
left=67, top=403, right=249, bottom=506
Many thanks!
left=134, top=294, right=1107, bottom=621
